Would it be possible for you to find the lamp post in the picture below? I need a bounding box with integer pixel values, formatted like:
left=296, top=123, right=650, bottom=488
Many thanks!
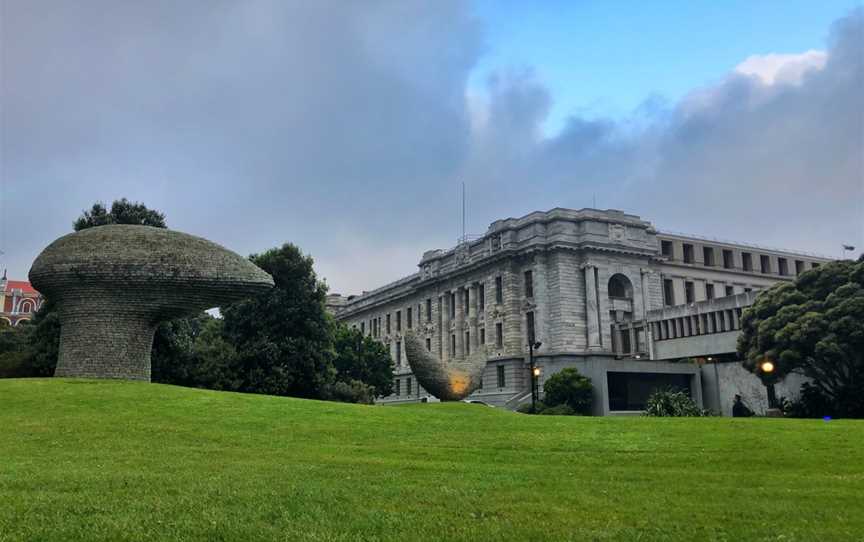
left=760, top=360, right=778, bottom=409
left=528, top=341, right=542, bottom=410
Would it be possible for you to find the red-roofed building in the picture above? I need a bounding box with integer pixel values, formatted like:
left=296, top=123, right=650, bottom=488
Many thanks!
left=1, top=271, right=44, bottom=326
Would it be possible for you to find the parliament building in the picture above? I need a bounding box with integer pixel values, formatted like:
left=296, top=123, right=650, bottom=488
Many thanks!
left=328, top=208, right=830, bottom=415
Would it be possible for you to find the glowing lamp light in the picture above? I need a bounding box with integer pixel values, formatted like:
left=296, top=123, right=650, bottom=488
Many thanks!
left=532, top=367, right=541, bottom=377
left=760, top=360, right=775, bottom=374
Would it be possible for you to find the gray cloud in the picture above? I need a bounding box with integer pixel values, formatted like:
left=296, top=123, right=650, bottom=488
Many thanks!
left=1, top=2, right=861, bottom=294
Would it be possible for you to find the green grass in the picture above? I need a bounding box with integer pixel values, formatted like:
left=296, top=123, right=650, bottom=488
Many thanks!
left=1, top=379, right=862, bottom=541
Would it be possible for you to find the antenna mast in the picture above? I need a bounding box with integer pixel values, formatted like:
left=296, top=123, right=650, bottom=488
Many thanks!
left=461, top=181, right=466, bottom=243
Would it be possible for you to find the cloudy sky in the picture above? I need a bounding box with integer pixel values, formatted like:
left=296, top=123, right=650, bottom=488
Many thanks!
left=2, top=1, right=862, bottom=294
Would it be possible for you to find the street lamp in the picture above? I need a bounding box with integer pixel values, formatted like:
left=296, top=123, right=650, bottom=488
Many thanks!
left=760, top=359, right=777, bottom=409
left=528, top=341, right=542, bottom=411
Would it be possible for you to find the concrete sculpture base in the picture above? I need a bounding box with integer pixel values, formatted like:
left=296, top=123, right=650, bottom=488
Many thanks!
left=29, top=225, right=274, bottom=381
left=403, top=331, right=487, bottom=401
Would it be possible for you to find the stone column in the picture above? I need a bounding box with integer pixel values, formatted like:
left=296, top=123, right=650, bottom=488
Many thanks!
left=583, top=264, right=602, bottom=350
left=455, top=287, right=465, bottom=357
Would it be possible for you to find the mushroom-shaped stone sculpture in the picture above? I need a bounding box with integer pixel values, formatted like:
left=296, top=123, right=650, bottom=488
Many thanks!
left=403, top=331, right=487, bottom=401
left=29, top=225, right=274, bottom=381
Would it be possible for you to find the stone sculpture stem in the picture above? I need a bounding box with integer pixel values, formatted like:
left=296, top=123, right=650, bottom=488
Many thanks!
left=55, top=296, right=159, bottom=380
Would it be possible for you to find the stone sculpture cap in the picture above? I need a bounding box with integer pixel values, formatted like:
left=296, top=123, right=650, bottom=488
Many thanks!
left=30, top=224, right=274, bottom=315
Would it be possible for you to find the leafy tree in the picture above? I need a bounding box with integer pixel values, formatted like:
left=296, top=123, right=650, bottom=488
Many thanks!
left=331, top=323, right=393, bottom=397
left=24, top=300, right=61, bottom=376
left=0, top=321, right=34, bottom=377
left=73, top=198, right=166, bottom=231
left=542, top=368, right=593, bottom=415
left=737, top=257, right=864, bottom=418
left=222, top=243, right=336, bottom=398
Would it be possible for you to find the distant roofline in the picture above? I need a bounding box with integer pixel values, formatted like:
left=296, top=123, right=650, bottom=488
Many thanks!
left=657, top=230, right=834, bottom=260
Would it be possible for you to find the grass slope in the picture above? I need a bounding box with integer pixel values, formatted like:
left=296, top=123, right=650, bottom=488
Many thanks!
left=1, top=379, right=862, bottom=541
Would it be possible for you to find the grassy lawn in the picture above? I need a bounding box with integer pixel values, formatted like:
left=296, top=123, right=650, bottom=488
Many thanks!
left=0, top=379, right=862, bottom=541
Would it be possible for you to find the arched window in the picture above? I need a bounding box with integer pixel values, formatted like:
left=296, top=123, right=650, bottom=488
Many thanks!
left=19, top=299, right=35, bottom=314
left=608, top=274, right=633, bottom=299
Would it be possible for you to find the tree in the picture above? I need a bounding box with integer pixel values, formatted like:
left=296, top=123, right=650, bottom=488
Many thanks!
left=331, top=323, right=393, bottom=398
left=221, top=243, right=336, bottom=398
left=542, top=368, right=593, bottom=415
left=24, top=300, right=61, bottom=376
left=0, top=321, right=34, bottom=377
left=73, top=198, right=166, bottom=231
left=737, top=257, right=864, bottom=418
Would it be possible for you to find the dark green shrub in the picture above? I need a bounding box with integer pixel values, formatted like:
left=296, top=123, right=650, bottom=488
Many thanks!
left=516, top=402, right=547, bottom=414
left=324, top=379, right=376, bottom=404
left=543, top=368, right=593, bottom=415
left=782, top=382, right=835, bottom=418
left=644, top=389, right=706, bottom=417
left=539, top=404, right=576, bottom=416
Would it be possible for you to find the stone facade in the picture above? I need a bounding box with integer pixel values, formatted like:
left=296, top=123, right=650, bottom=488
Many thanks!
left=330, top=208, right=831, bottom=414
left=29, top=225, right=274, bottom=381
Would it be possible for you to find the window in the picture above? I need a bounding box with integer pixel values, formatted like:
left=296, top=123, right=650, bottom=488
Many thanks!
left=778, top=258, right=789, bottom=276
left=723, top=249, right=734, bottom=269
left=479, top=283, right=485, bottom=310
left=744, top=287, right=752, bottom=293
left=497, top=365, right=506, bottom=388
left=526, top=312, right=536, bottom=344
left=495, top=276, right=503, bottom=303
left=450, top=334, right=456, bottom=356
left=620, top=330, right=631, bottom=354
left=685, top=281, right=695, bottom=304
left=725, top=285, right=734, bottom=297
left=426, top=298, right=432, bottom=322
left=480, top=327, right=485, bottom=345
left=608, top=372, right=691, bottom=411
left=396, top=310, right=401, bottom=332
left=425, top=337, right=431, bottom=351
left=396, top=341, right=402, bottom=366
left=465, top=332, right=470, bottom=355
left=812, top=262, right=820, bottom=268
left=407, top=307, right=412, bottom=329
left=608, top=274, right=632, bottom=299
left=524, top=270, right=534, bottom=298
left=760, top=255, right=771, bottom=274
left=495, top=323, right=503, bottom=348
left=706, top=283, right=715, bottom=300
left=742, top=252, right=753, bottom=272
left=395, top=379, right=401, bottom=397
left=703, top=247, right=715, bottom=266
left=361, top=321, right=365, bottom=335
left=406, top=377, right=412, bottom=395
left=464, top=289, right=470, bottom=314
left=386, top=313, right=391, bottom=334
left=683, top=243, right=694, bottom=263
left=795, top=260, right=805, bottom=275
left=449, top=292, right=456, bottom=319
left=663, top=279, right=675, bottom=306
left=661, top=240, right=673, bottom=257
